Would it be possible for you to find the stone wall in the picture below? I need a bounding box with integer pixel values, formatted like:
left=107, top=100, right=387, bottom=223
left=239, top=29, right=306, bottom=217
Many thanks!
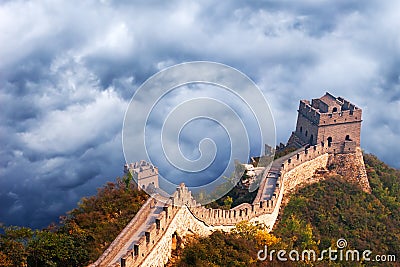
left=91, top=143, right=373, bottom=267
left=111, top=185, right=199, bottom=267
left=249, top=178, right=285, bottom=230
left=280, top=144, right=327, bottom=171
left=114, top=181, right=287, bottom=267
left=189, top=189, right=279, bottom=227
left=282, top=153, right=329, bottom=194
left=327, top=147, right=371, bottom=193
left=295, top=110, right=319, bottom=145
left=89, top=197, right=156, bottom=267
left=138, top=207, right=213, bottom=267
left=317, top=121, right=361, bottom=147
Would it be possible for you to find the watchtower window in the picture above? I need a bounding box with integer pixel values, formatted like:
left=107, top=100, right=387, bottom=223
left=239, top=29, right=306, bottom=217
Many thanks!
left=332, top=107, right=338, bottom=112
left=300, top=126, right=303, bottom=133
left=305, top=130, right=308, bottom=137
left=310, top=134, right=314, bottom=145
left=345, top=135, right=351, bottom=141
left=327, top=137, right=332, bottom=147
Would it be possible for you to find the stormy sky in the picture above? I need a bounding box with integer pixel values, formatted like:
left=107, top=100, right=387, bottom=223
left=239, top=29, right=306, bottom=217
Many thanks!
left=1, top=0, right=399, bottom=228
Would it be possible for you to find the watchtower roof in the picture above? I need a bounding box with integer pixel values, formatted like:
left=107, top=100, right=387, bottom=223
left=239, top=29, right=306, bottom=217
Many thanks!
left=319, top=92, right=339, bottom=107
left=307, top=92, right=360, bottom=114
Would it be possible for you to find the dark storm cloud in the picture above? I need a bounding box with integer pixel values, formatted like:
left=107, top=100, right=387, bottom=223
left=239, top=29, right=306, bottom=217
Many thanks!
left=0, top=0, right=399, bottom=228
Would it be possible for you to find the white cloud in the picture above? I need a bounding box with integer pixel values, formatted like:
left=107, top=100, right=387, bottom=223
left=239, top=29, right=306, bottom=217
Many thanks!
left=19, top=89, right=126, bottom=155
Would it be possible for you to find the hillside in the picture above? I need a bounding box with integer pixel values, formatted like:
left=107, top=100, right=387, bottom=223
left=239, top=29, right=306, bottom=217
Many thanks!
left=174, top=154, right=400, bottom=266
left=0, top=176, right=148, bottom=267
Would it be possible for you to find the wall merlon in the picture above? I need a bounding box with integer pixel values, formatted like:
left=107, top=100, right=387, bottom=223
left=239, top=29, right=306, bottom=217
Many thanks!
left=162, top=206, right=170, bottom=220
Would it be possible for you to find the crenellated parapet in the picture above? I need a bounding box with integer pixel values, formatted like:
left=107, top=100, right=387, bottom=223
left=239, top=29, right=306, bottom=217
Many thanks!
left=171, top=183, right=197, bottom=207
left=190, top=199, right=276, bottom=226
left=107, top=200, right=182, bottom=267
left=280, top=144, right=332, bottom=171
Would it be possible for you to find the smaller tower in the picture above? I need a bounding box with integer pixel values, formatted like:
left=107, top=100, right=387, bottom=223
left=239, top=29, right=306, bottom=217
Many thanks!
left=287, top=92, right=362, bottom=153
left=124, top=160, right=159, bottom=190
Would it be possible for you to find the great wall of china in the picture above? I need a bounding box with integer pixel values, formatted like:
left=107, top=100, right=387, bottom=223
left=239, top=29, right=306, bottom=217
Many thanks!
left=89, top=93, right=370, bottom=267
left=89, top=144, right=368, bottom=267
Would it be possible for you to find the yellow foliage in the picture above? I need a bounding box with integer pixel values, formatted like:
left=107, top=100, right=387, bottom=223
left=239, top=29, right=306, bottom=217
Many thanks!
left=0, top=251, right=12, bottom=267
left=254, top=229, right=280, bottom=246
left=232, top=220, right=280, bottom=246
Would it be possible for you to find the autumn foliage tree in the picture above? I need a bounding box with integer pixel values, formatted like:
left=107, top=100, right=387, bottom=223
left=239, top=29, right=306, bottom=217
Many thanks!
left=0, top=176, right=148, bottom=267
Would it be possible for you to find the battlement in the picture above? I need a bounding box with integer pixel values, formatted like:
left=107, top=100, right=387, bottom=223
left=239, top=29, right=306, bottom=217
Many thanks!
left=170, top=183, right=197, bottom=207
left=298, top=100, right=321, bottom=124
left=118, top=206, right=176, bottom=267
left=298, top=93, right=362, bottom=126
left=280, top=142, right=356, bottom=172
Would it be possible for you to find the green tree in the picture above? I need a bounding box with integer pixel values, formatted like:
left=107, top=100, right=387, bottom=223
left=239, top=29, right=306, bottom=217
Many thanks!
left=223, top=196, right=233, bottom=209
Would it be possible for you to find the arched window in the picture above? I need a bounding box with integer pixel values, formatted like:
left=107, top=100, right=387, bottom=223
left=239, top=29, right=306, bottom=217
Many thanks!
left=332, top=107, right=338, bottom=112
left=310, top=134, right=314, bottom=145
left=345, top=135, right=351, bottom=141
left=300, top=126, right=303, bottom=133
left=327, top=137, right=332, bottom=147
left=305, top=130, right=308, bottom=137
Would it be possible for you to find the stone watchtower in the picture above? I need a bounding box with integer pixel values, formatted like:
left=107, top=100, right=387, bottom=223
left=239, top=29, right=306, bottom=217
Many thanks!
left=124, top=160, right=159, bottom=191
left=287, top=92, right=362, bottom=153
